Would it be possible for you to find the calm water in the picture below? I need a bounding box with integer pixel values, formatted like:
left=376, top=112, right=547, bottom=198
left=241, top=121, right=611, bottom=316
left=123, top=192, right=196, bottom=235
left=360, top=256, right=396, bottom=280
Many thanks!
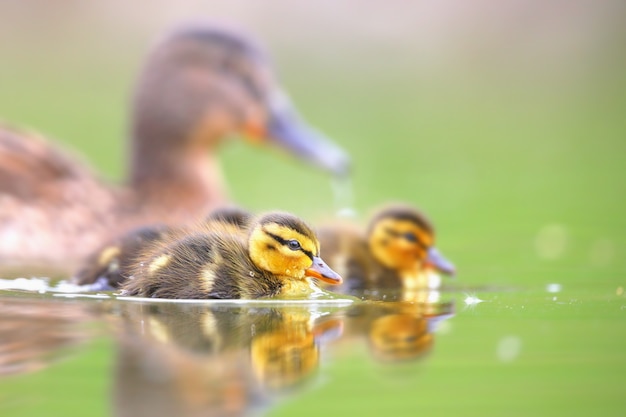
left=0, top=282, right=624, bottom=417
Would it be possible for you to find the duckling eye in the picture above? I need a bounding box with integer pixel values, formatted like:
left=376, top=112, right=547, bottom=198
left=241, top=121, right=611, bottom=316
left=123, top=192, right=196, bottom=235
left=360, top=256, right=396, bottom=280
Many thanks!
left=404, top=232, right=418, bottom=243
left=404, top=232, right=429, bottom=249
left=287, top=239, right=301, bottom=251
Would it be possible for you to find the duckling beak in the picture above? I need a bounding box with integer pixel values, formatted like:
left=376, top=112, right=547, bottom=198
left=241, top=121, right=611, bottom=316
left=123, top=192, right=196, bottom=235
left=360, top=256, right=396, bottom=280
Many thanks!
left=425, top=247, right=456, bottom=276
left=266, top=91, right=351, bottom=176
left=305, top=256, right=343, bottom=285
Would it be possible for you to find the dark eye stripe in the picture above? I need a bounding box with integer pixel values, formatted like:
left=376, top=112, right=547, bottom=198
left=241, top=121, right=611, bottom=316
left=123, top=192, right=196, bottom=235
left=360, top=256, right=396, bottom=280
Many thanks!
left=264, top=229, right=314, bottom=261
left=384, top=227, right=429, bottom=250
left=300, top=247, right=314, bottom=261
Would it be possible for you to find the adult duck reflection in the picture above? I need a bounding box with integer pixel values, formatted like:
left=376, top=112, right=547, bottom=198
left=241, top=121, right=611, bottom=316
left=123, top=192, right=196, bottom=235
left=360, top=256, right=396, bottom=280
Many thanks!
left=0, top=297, right=95, bottom=376
left=111, top=302, right=343, bottom=417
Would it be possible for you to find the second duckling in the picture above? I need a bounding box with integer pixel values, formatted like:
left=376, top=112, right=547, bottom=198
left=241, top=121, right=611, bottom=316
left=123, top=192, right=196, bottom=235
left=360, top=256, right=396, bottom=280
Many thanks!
left=121, top=212, right=342, bottom=299
left=318, top=204, right=455, bottom=292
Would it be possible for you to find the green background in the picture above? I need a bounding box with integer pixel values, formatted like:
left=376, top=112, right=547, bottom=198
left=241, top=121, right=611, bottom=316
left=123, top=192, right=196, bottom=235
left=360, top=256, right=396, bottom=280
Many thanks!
left=0, top=2, right=624, bottom=416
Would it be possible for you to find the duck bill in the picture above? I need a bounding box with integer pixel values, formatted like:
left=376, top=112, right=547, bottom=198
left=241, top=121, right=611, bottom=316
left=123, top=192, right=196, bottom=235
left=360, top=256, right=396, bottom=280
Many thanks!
left=305, top=256, right=343, bottom=285
left=266, top=91, right=350, bottom=176
left=425, top=247, right=456, bottom=276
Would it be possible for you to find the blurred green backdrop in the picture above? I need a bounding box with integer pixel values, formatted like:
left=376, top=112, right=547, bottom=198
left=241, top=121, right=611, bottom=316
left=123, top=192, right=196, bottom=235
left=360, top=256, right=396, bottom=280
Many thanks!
left=0, top=2, right=625, bottom=416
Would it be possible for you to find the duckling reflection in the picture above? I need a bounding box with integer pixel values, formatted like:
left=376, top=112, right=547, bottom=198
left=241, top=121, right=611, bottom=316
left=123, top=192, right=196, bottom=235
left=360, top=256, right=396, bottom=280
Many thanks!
left=339, top=297, right=455, bottom=363
left=111, top=302, right=344, bottom=417
left=0, top=297, right=94, bottom=376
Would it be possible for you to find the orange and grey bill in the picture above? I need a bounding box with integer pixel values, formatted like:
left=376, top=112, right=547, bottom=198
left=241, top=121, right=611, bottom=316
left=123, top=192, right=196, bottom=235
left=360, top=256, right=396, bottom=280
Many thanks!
left=305, top=256, right=343, bottom=285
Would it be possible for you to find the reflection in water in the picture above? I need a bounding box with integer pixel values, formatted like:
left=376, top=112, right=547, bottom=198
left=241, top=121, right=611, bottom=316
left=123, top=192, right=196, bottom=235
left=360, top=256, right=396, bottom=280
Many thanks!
left=110, top=293, right=453, bottom=416
left=0, top=296, right=95, bottom=376
left=340, top=292, right=454, bottom=363
left=0, top=289, right=454, bottom=416
left=110, top=302, right=344, bottom=417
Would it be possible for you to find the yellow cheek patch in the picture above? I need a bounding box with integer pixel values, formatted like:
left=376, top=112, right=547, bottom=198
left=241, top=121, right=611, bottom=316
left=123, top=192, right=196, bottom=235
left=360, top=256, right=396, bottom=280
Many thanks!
left=148, top=254, right=171, bottom=274
left=370, top=218, right=434, bottom=270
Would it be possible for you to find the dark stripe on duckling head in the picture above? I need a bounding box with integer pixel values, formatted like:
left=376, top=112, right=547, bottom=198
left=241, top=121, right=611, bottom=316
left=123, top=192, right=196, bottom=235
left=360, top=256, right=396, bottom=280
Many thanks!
left=264, top=230, right=314, bottom=261
left=257, top=212, right=318, bottom=259
left=368, top=205, right=434, bottom=235
left=383, top=227, right=429, bottom=250
left=257, top=213, right=317, bottom=242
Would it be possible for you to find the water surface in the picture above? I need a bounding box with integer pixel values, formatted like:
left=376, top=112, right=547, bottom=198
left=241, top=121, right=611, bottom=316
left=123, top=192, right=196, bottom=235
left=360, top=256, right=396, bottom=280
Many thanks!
left=0, top=282, right=623, bottom=417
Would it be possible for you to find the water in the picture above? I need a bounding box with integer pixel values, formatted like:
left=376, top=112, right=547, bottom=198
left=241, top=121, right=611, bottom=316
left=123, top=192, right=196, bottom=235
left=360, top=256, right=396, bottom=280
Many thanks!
left=1, top=282, right=624, bottom=417
left=330, top=174, right=357, bottom=219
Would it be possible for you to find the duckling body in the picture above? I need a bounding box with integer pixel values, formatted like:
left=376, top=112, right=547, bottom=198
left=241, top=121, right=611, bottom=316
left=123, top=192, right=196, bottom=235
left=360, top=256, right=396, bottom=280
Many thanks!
left=0, top=24, right=349, bottom=276
left=72, top=206, right=253, bottom=290
left=72, top=224, right=173, bottom=291
left=318, top=204, right=455, bottom=292
left=121, top=212, right=342, bottom=299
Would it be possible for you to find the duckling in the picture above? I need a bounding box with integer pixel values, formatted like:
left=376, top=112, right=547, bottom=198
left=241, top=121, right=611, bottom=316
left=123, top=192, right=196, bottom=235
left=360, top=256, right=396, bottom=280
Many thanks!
left=72, top=205, right=253, bottom=290
left=318, top=204, right=455, bottom=291
left=0, top=24, right=349, bottom=277
left=121, top=212, right=342, bottom=299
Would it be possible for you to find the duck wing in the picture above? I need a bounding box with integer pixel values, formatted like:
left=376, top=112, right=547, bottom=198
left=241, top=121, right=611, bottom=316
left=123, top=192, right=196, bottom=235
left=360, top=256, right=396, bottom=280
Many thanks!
left=0, top=124, right=120, bottom=275
left=0, top=124, right=96, bottom=201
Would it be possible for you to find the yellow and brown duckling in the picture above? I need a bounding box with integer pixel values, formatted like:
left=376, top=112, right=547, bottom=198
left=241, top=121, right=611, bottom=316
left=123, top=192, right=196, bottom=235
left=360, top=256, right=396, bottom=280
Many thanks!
left=318, top=204, right=455, bottom=292
left=72, top=206, right=253, bottom=290
left=0, top=24, right=349, bottom=277
left=121, top=212, right=342, bottom=299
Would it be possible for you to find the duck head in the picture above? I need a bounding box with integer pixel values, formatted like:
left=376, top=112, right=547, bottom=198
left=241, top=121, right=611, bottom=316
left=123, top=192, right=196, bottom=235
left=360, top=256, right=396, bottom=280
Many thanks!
left=130, top=24, right=350, bottom=187
left=248, top=212, right=342, bottom=285
left=367, top=204, right=456, bottom=277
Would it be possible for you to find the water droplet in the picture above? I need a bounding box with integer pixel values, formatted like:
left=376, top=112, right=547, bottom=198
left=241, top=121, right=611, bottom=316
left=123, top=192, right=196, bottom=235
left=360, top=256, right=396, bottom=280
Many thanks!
left=331, top=175, right=357, bottom=218
left=464, top=294, right=484, bottom=305
left=546, top=283, right=562, bottom=293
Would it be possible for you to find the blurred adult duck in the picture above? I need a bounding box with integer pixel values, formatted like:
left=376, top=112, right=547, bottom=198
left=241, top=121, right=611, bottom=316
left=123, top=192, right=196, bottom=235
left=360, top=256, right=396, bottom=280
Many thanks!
left=318, top=204, right=456, bottom=292
left=121, top=212, right=342, bottom=299
left=0, top=24, right=349, bottom=276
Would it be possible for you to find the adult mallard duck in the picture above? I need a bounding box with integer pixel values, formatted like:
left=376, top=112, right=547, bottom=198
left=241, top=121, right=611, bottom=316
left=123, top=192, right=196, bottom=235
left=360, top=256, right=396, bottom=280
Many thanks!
left=0, top=24, right=349, bottom=277
left=121, top=211, right=342, bottom=299
left=318, top=204, right=456, bottom=292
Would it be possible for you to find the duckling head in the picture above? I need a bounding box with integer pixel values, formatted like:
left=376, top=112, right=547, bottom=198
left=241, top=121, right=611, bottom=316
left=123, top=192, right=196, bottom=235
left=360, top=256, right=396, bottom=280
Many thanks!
left=248, top=213, right=342, bottom=285
left=367, top=205, right=456, bottom=276
left=131, top=24, right=349, bottom=180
